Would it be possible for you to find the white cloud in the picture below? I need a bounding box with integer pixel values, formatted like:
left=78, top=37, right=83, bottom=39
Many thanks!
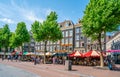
left=0, top=0, right=53, bottom=23
left=0, top=18, right=15, bottom=24
left=0, top=0, right=54, bottom=31
left=23, top=11, right=44, bottom=23
left=10, top=0, right=50, bottom=23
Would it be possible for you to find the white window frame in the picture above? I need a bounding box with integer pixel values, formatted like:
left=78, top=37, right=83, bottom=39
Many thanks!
left=69, top=30, right=73, bottom=36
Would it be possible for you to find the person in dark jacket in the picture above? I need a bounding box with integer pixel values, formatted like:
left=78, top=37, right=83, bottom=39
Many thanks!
left=107, top=57, right=113, bottom=70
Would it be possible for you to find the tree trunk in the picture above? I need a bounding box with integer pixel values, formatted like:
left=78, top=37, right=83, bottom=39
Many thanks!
left=98, top=33, right=104, bottom=67
left=44, top=40, right=47, bottom=64
left=104, top=32, right=106, bottom=52
left=3, top=48, right=6, bottom=59
left=21, top=44, right=23, bottom=60
left=3, top=46, right=8, bottom=59
left=5, top=46, right=8, bottom=53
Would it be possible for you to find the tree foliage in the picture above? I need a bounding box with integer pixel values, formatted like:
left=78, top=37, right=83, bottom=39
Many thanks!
left=32, top=12, right=63, bottom=42
left=2, top=24, right=11, bottom=46
left=31, top=21, right=41, bottom=41
left=82, top=0, right=120, bottom=38
left=15, top=22, right=30, bottom=59
left=31, top=11, right=63, bottom=63
left=15, top=22, right=30, bottom=46
left=9, top=32, right=18, bottom=48
left=2, top=24, right=11, bottom=52
left=82, top=0, right=120, bottom=67
left=0, top=28, right=3, bottom=48
left=0, top=24, right=11, bottom=58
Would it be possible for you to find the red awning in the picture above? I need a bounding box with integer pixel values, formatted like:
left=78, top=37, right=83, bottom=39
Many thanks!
left=107, top=50, right=120, bottom=52
left=69, top=51, right=83, bottom=57
left=83, top=50, right=100, bottom=57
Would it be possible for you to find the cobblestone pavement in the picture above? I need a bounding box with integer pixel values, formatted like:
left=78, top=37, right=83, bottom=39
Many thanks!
left=0, top=63, right=40, bottom=77
left=0, top=59, right=120, bottom=77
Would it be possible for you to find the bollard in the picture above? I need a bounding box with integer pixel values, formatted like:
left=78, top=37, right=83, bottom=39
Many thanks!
left=65, top=60, right=72, bottom=71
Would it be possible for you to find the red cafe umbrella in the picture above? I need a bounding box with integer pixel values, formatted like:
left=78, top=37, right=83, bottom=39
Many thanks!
left=83, top=50, right=100, bottom=57
left=68, top=51, right=75, bottom=57
left=98, top=51, right=106, bottom=57
left=69, top=51, right=83, bottom=57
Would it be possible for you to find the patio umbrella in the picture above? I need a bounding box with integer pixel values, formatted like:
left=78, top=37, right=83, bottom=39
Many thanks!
left=15, top=52, right=19, bottom=55
left=23, top=52, right=28, bottom=55
left=83, top=50, right=100, bottom=57
left=26, top=52, right=35, bottom=56
left=69, top=51, right=83, bottom=57
left=46, top=52, right=52, bottom=56
left=52, top=52, right=67, bottom=57
left=68, top=52, right=75, bottom=57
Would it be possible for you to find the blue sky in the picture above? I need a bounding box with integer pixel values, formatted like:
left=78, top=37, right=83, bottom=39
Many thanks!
left=0, top=0, right=89, bottom=32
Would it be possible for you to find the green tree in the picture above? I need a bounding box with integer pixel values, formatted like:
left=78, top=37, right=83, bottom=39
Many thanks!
left=0, top=28, right=3, bottom=51
left=9, top=32, right=18, bottom=48
left=82, top=0, right=120, bottom=67
left=15, top=22, right=30, bottom=58
left=2, top=24, right=11, bottom=58
left=31, top=11, right=63, bottom=63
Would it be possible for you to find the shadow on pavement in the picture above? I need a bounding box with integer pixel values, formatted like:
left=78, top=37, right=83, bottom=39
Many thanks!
left=71, top=69, right=77, bottom=71
left=112, top=67, right=120, bottom=71
left=65, top=69, right=77, bottom=71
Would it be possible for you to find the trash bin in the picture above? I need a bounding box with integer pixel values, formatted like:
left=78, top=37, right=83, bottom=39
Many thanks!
left=65, top=60, right=72, bottom=71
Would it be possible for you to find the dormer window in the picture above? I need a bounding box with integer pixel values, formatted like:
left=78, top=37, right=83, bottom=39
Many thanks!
left=78, top=19, right=81, bottom=23
left=65, top=22, right=69, bottom=27
left=69, top=23, right=71, bottom=26
left=60, top=25, right=62, bottom=28
left=76, top=27, right=80, bottom=33
left=59, top=24, right=62, bottom=28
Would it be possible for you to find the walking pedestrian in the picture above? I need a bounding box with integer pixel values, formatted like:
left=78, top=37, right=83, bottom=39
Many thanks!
left=7, top=55, right=11, bottom=61
left=2, top=55, right=4, bottom=61
left=107, top=57, right=113, bottom=70
left=11, top=55, right=13, bottom=62
left=15, top=55, right=18, bottom=62
left=52, top=57, right=55, bottom=64
left=18, top=55, right=21, bottom=62
left=34, top=56, right=37, bottom=65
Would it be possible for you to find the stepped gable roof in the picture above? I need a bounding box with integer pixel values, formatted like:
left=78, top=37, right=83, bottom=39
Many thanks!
left=58, top=20, right=74, bottom=27
left=107, top=31, right=120, bottom=43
